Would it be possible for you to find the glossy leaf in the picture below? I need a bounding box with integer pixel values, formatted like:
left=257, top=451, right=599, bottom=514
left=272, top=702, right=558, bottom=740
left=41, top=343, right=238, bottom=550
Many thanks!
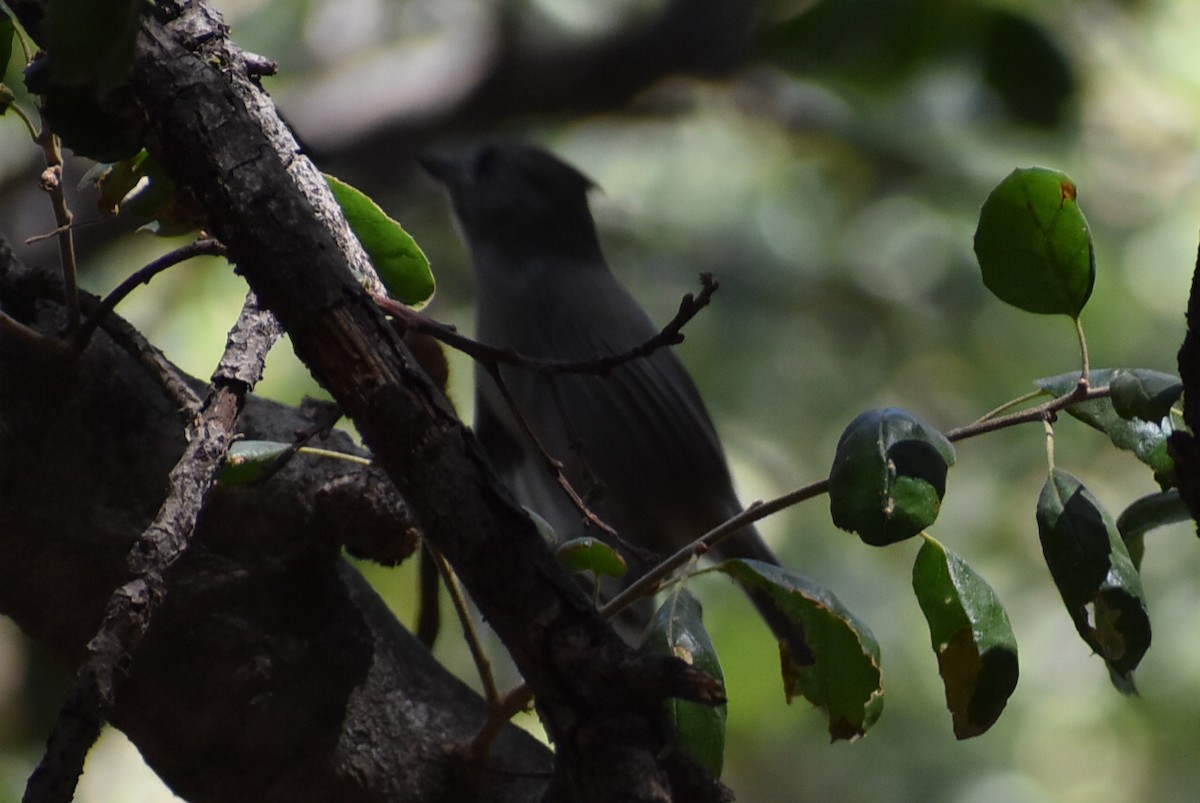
left=912, top=537, right=1018, bottom=738
left=217, top=440, right=291, bottom=486
left=1116, top=490, right=1189, bottom=571
left=1035, top=370, right=1175, bottom=488
left=1109, top=370, right=1182, bottom=423
left=325, top=174, right=435, bottom=305
left=973, top=167, right=1094, bottom=316
left=829, top=408, right=956, bottom=546
left=1036, top=468, right=1151, bottom=691
left=641, top=590, right=726, bottom=777
left=556, top=537, right=627, bottom=578
left=717, top=559, right=883, bottom=741
left=523, top=507, right=559, bottom=547
left=1, top=10, right=14, bottom=82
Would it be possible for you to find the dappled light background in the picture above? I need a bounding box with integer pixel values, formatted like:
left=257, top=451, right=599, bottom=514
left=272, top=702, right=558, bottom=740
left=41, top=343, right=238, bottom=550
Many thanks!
left=3, top=1, right=1200, bottom=801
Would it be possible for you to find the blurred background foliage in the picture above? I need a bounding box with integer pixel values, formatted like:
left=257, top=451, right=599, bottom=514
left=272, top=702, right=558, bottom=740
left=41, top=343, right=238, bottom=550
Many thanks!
left=3, top=0, right=1200, bottom=800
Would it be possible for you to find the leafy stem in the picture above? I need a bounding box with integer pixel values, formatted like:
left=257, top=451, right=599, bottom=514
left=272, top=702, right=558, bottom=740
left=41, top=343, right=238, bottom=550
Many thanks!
left=1075, top=315, right=1090, bottom=385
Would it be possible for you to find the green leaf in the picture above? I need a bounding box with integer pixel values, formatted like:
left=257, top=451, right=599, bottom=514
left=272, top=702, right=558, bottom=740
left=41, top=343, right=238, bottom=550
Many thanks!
left=641, top=590, right=726, bottom=777
left=973, top=167, right=1095, bottom=316
left=717, top=559, right=883, bottom=741
left=84, top=150, right=196, bottom=235
left=45, top=0, right=143, bottom=91
left=523, top=507, right=559, bottom=547
left=912, top=537, right=1018, bottom=739
left=0, top=10, right=15, bottom=82
left=1035, top=369, right=1175, bottom=488
left=1116, top=490, right=1190, bottom=571
left=829, top=408, right=956, bottom=546
left=555, top=537, right=627, bottom=578
left=1110, top=370, right=1182, bottom=423
left=217, top=440, right=291, bottom=486
left=325, top=174, right=435, bottom=306
left=1036, top=468, right=1151, bottom=691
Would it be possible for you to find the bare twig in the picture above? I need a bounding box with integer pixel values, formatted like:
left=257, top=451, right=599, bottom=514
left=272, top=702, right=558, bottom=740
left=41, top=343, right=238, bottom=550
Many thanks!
left=81, top=292, right=203, bottom=417
left=23, top=293, right=277, bottom=803
left=73, top=238, right=228, bottom=350
left=943, top=377, right=1101, bottom=442
left=484, top=364, right=622, bottom=543
left=373, top=273, right=720, bottom=378
left=428, top=544, right=500, bottom=705
left=376, top=276, right=719, bottom=555
left=33, top=112, right=80, bottom=334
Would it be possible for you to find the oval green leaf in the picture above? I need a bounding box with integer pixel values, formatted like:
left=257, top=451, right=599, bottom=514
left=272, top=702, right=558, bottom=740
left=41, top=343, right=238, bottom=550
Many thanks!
left=829, top=408, right=956, bottom=546
left=973, top=167, right=1095, bottom=316
left=1110, top=369, right=1182, bottom=423
left=218, top=440, right=291, bottom=486
left=325, top=174, right=435, bottom=306
left=1035, top=369, right=1175, bottom=488
left=555, top=537, right=627, bottom=578
left=717, top=559, right=883, bottom=741
left=912, top=537, right=1018, bottom=739
left=1, top=11, right=15, bottom=82
left=641, top=589, right=726, bottom=777
left=1116, top=489, right=1189, bottom=571
left=1036, top=468, right=1151, bottom=692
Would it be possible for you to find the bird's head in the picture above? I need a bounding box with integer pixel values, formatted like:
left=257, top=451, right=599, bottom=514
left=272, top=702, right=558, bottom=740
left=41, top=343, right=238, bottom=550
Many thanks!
left=420, top=142, right=602, bottom=263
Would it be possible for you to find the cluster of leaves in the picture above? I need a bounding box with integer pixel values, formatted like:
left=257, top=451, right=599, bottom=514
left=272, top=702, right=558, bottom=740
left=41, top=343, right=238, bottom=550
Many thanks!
left=559, top=167, right=1185, bottom=771
left=3, top=3, right=1184, bottom=777
left=811, top=168, right=1176, bottom=737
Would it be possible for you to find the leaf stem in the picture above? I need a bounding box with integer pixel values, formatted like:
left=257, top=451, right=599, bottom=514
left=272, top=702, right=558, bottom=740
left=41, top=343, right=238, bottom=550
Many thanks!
left=296, top=446, right=372, bottom=466
left=1043, top=418, right=1056, bottom=473
left=598, top=478, right=830, bottom=621
left=1074, top=315, right=1090, bottom=385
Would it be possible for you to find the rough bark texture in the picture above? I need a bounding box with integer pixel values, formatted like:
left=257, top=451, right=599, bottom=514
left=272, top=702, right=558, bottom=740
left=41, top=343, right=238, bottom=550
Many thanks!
left=0, top=252, right=552, bottom=801
left=2, top=1, right=729, bottom=800
left=1170, top=242, right=1200, bottom=531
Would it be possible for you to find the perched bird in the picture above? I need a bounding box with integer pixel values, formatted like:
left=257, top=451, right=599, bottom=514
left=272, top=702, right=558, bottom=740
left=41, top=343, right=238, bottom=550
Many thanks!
left=422, top=142, right=810, bottom=663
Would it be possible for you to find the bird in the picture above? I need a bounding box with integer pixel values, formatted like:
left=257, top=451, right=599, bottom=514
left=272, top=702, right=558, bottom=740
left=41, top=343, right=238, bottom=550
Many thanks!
left=421, top=142, right=811, bottom=666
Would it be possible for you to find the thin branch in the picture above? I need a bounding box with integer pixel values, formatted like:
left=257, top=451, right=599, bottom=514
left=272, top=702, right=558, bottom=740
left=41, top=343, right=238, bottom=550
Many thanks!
left=34, top=113, right=79, bottom=334
left=429, top=545, right=500, bottom=705
left=468, top=685, right=535, bottom=768
left=23, top=293, right=276, bottom=803
left=376, top=276, right=718, bottom=556
left=73, top=238, right=228, bottom=350
left=600, top=380, right=1113, bottom=622
left=943, top=378, right=1102, bottom=442
left=373, top=273, right=720, bottom=378
left=484, top=363, right=622, bottom=544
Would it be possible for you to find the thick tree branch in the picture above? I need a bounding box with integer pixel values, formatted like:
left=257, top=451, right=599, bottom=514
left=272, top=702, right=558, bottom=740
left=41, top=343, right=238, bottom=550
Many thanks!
left=0, top=250, right=550, bottom=802
left=1169, top=239, right=1200, bottom=531
left=5, top=1, right=730, bottom=800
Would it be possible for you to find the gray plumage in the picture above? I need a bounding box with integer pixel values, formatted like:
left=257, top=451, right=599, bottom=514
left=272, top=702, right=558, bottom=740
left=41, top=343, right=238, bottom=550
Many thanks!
left=423, top=143, right=810, bottom=663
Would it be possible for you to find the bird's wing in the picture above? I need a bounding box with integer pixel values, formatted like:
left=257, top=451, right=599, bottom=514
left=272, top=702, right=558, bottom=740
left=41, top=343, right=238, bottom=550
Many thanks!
left=476, top=271, right=742, bottom=550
